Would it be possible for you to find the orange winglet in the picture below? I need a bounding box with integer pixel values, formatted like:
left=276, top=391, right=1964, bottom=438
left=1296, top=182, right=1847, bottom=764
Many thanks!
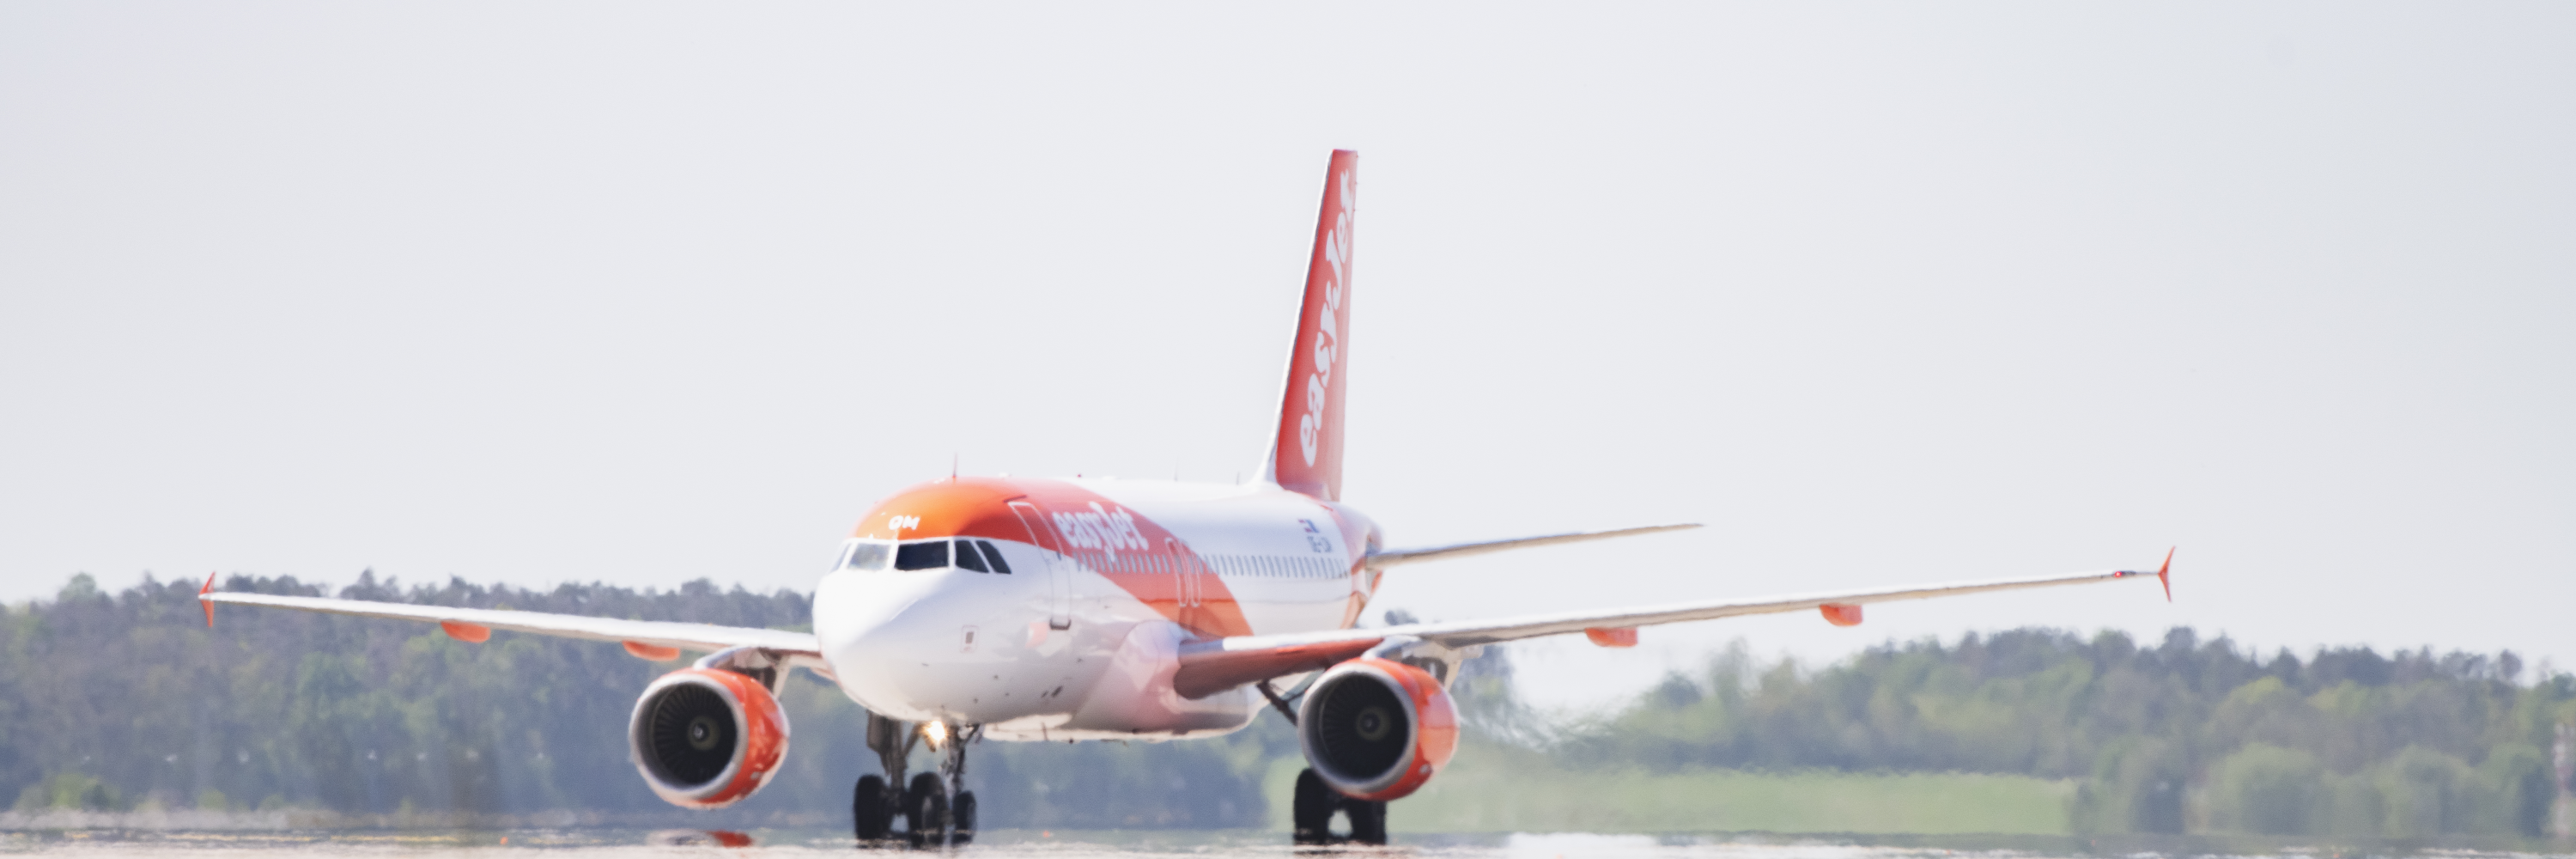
left=440, top=620, right=492, bottom=643
left=199, top=572, right=218, bottom=628
left=2158, top=547, right=2175, bottom=602
left=623, top=640, right=682, bottom=661
left=1584, top=626, right=1637, bottom=648
left=1820, top=603, right=1863, bottom=627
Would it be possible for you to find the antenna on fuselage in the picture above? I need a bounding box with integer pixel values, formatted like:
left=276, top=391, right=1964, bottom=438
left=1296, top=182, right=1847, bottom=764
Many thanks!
left=951, top=453, right=959, bottom=481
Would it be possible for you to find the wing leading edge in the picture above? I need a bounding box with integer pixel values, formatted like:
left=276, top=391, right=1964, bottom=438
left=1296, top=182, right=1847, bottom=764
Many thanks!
left=199, top=588, right=830, bottom=677
left=1174, top=555, right=2173, bottom=698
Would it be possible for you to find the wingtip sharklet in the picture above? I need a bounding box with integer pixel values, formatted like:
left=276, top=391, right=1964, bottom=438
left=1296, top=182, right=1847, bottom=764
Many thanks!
left=198, top=571, right=217, bottom=628
left=2111, top=548, right=2175, bottom=602
left=2159, top=547, right=2175, bottom=602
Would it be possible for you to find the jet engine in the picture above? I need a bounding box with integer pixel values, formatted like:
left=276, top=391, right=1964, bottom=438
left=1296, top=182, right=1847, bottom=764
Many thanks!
left=1295, top=657, right=1458, bottom=801
left=628, top=667, right=790, bottom=808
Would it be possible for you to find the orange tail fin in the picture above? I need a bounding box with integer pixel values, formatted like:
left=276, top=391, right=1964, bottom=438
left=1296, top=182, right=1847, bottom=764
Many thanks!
left=1263, top=150, right=1358, bottom=500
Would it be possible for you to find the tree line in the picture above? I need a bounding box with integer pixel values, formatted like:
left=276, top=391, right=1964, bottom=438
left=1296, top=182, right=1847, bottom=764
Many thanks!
left=1, top=573, right=1275, bottom=828
left=5, top=573, right=2567, bottom=838
left=1546, top=628, right=2571, bottom=838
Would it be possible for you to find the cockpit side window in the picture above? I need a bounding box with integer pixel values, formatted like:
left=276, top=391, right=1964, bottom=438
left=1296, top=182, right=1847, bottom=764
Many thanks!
left=894, top=540, right=950, bottom=571
left=953, top=539, right=990, bottom=573
left=977, top=540, right=1012, bottom=574
left=845, top=542, right=893, bottom=571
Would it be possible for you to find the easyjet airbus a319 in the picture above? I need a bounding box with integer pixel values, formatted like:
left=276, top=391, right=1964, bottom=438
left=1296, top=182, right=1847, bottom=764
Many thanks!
left=204, top=150, right=2171, bottom=845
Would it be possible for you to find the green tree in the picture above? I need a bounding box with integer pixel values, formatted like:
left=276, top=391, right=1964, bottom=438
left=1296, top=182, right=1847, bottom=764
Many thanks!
left=2205, top=743, right=2322, bottom=834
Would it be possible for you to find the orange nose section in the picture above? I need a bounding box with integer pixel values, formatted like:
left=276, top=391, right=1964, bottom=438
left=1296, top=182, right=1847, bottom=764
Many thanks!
left=853, top=478, right=1038, bottom=542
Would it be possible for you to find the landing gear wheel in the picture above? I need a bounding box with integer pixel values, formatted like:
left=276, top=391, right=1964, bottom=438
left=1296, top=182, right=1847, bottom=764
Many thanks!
left=904, top=771, right=948, bottom=846
left=1292, top=769, right=1337, bottom=845
left=853, top=775, right=891, bottom=841
left=1345, top=800, right=1388, bottom=845
left=1289, top=768, right=1390, bottom=846
left=951, top=790, right=977, bottom=844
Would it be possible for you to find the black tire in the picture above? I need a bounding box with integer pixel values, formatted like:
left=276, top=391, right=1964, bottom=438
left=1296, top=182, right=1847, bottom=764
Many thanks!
left=1346, top=800, right=1388, bottom=845
left=853, top=775, right=891, bottom=840
left=904, top=771, right=947, bottom=846
left=1291, top=769, right=1337, bottom=845
left=918, top=788, right=950, bottom=846
left=951, top=790, right=977, bottom=844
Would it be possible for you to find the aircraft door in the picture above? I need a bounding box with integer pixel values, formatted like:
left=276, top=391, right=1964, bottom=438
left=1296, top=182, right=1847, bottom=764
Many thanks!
left=1007, top=501, right=1074, bottom=630
left=1165, top=537, right=1202, bottom=627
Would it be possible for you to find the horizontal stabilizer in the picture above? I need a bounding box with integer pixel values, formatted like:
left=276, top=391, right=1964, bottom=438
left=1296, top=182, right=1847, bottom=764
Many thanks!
left=1366, top=523, right=1701, bottom=568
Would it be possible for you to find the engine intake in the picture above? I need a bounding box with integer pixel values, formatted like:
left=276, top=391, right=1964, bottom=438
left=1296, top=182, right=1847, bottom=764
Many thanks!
left=1295, top=657, right=1457, bottom=801
left=628, top=667, right=789, bottom=808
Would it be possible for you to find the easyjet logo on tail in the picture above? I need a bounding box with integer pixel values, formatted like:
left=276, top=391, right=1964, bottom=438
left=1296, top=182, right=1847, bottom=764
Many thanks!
left=1298, top=168, right=1356, bottom=467
left=1269, top=150, right=1357, bottom=502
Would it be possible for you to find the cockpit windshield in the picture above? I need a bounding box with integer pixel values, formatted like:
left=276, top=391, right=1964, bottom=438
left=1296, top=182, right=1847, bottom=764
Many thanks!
left=840, top=538, right=1015, bottom=573
left=843, top=541, right=894, bottom=571
left=894, top=540, right=949, bottom=571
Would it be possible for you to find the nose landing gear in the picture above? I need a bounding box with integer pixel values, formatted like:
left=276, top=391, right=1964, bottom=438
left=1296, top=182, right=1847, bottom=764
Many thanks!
left=852, top=774, right=892, bottom=840
left=856, top=712, right=978, bottom=847
left=902, top=772, right=948, bottom=846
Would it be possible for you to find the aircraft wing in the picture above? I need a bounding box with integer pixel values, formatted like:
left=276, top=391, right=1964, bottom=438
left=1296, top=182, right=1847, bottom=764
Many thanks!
left=1172, top=555, right=2172, bottom=698
left=1365, top=523, right=1700, bottom=568
left=199, top=584, right=831, bottom=677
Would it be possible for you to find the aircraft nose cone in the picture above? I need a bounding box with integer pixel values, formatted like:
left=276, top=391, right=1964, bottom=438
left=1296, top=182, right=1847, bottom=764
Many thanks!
left=813, top=568, right=957, bottom=717
left=815, top=571, right=930, bottom=655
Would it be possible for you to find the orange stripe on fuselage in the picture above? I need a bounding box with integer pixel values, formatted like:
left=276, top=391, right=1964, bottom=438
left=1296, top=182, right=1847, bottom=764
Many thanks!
left=855, top=477, right=1258, bottom=639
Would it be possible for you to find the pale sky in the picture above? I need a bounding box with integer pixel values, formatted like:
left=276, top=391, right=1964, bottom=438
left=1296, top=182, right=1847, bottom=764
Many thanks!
left=4, top=3, right=2569, bottom=710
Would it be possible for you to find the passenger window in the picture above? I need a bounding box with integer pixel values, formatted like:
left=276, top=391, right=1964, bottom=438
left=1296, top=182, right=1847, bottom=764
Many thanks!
left=845, top=542, right=893, bottom=571
left=895, top=540, right=949, bottom=571
left=954, top=539, right=989, bottom=573
left=977, top=541, right=1012, bottom=574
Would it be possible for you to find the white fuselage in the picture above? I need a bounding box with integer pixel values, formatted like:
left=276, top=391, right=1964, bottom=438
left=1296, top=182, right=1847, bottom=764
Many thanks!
left=812, top=476, right=1382, bottom=740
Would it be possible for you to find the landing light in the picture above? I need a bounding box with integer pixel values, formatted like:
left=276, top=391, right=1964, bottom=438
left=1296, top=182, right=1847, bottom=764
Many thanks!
left=922, top=720, right=950, bottom=750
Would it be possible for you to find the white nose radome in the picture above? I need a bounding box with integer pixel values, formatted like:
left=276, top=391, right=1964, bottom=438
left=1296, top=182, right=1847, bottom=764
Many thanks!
left=812, top=569, right=957, bottom=720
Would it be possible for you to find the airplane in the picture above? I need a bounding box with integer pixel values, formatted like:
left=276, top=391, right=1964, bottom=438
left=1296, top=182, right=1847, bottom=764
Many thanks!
left=200, top=149, right=2173, bottom=846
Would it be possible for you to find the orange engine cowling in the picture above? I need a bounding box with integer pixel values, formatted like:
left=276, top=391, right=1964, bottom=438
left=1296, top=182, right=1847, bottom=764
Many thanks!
left=1295, top=657, right=1459, bottom=801
left=627, top=667, right=790, bottom=808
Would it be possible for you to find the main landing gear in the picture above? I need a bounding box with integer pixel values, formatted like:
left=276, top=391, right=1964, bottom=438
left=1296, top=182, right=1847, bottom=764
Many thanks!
left=1263, top=678, right=1388, bottom=846
left=854, top=712, right=978, bottom=847
left=1291, top=768, right=1387, bottom=846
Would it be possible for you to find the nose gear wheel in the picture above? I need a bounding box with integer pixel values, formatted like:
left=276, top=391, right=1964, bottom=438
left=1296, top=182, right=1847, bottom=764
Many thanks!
left=854, top=713, right=979, bottom=846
